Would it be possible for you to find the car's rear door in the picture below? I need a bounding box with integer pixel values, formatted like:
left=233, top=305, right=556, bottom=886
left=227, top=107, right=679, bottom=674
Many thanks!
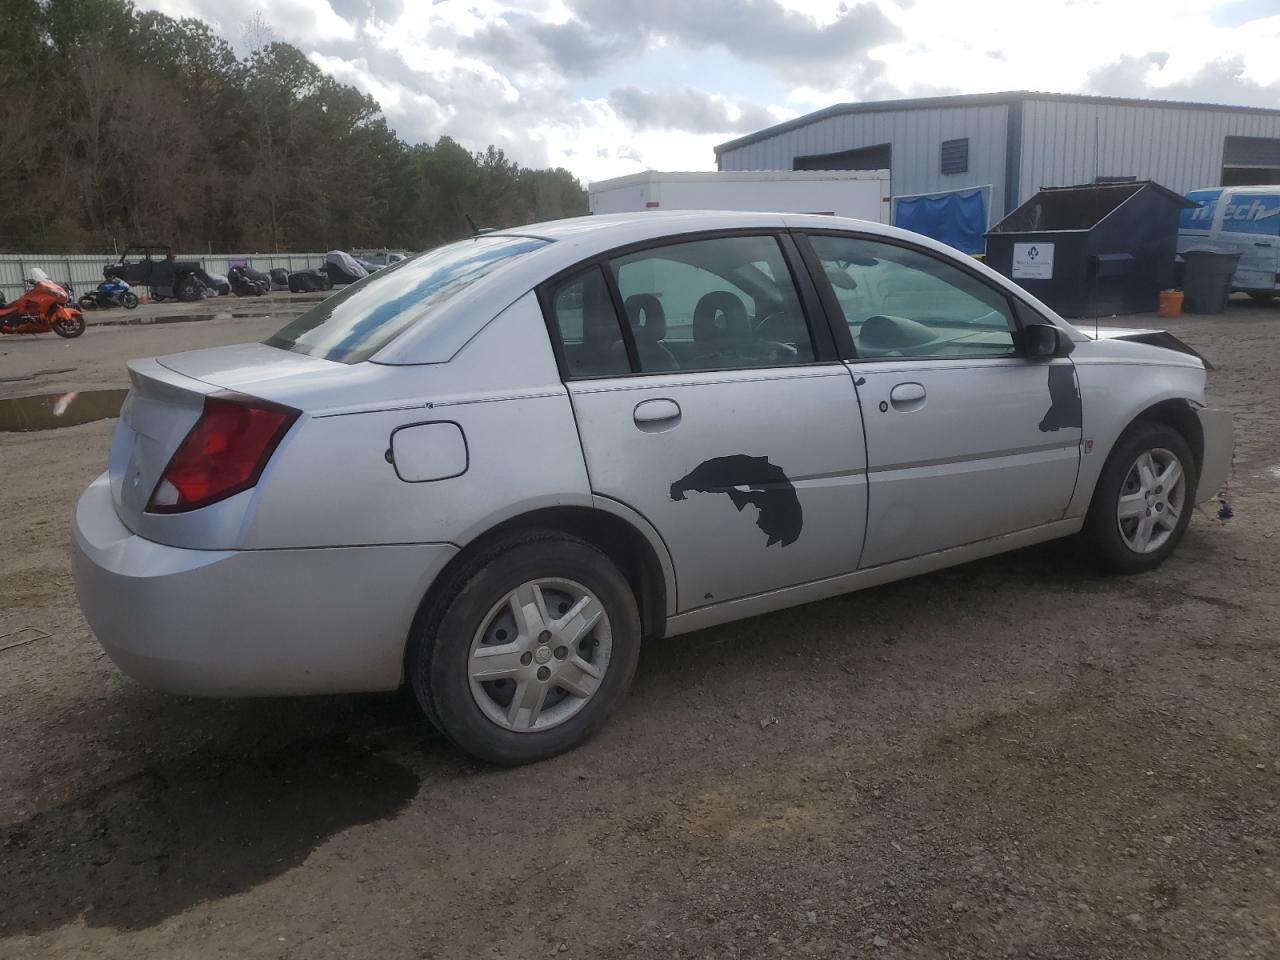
left=542, top=232, right=868, bottom=612
left=800, top=231, right=1082, bottom=568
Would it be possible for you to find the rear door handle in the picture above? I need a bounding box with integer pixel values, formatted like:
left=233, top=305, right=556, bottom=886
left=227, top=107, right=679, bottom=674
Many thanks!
left=1256, top=242, right=1273, bottom=248
left=633, top=398, right=681, bottom=431
left=889, top=382, right=926, bottom=411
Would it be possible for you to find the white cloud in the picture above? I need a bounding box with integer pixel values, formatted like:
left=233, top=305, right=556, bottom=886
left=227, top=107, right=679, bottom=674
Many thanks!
left=130, top=0, right=1280, bottom=181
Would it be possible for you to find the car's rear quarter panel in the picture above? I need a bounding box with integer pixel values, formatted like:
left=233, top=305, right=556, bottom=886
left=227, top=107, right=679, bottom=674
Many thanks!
left=241, top=292, right=594, bottom=550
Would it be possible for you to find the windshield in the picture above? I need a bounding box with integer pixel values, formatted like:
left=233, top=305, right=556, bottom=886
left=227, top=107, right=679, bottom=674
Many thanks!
left=266, top=235, right=549, bottom=363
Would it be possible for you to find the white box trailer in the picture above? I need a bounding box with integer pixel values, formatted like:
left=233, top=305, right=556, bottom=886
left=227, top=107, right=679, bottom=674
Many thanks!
left=588, top=170, right=891, bottom=223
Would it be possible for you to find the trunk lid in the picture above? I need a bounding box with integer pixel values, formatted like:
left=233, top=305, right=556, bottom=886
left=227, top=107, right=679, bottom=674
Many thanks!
left=110, top=359, right=213, bottom=532
left=110, top=343, right=339, bottom=533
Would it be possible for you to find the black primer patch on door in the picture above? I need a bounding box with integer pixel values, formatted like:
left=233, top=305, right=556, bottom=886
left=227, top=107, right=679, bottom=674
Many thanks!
left=670, top=455, right=803, bottom=547
left=1039, top=365, right=1082, bottom=432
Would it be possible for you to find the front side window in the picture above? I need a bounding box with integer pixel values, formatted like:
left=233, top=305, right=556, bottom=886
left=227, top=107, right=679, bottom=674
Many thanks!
left=808, top=234, right=1016, bottom=359
left=610, top=235, right=816, bottom=372
left=266, top=235, right=548, bottom=363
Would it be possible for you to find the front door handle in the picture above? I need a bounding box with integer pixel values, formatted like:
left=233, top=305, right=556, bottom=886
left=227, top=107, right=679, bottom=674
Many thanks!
left=1255, top=242, right=1273, bottom=248
left=633, top=398, right=681, bottom=431
left=889, top=382, right=926, bottom=411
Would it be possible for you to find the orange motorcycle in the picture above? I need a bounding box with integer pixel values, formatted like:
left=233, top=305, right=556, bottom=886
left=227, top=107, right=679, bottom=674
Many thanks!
left=0, top=269, right=86, bottom=338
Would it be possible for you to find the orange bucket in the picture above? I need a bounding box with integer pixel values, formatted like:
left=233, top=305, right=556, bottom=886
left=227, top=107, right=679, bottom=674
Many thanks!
left=1158, top=289, right=1184, bottom=318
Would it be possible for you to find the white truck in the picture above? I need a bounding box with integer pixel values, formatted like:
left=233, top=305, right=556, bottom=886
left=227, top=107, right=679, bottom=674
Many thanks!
left=588, top=170, right=891, bottom=223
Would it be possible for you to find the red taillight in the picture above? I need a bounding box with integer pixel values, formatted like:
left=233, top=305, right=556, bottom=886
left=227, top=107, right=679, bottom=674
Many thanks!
left=146, top=393, right=299, bottom=513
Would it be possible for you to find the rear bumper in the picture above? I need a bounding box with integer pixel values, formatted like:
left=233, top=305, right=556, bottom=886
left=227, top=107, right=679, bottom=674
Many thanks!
left=1195, top=407, right=1233, bottom=504
left=72, top=473, right=457, bottom=697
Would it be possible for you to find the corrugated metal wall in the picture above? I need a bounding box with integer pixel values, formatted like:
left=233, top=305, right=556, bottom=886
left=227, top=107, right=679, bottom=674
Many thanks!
left=717, top=104, right=1011, bottom=219
left=0, top=252, right=326, bottom=300
left=1018, top=99, right=1280, bottom=199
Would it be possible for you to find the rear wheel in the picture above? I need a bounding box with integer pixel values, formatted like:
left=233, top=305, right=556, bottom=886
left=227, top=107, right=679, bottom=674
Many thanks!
left=1247, top=292, right=1276, bottom=304
left=176, top=276, right=202, bottom=302
left=77, top=294, right=98, bottom=311
left=52, top=311, right=86, bottom=338
left=1082, top=422, right=1196, bottom=574
left=408, top=531, right=641, bottom=765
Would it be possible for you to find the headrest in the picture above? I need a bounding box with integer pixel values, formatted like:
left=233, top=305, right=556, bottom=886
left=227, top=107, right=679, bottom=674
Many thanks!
left=693, top=291, right=749, bottom=342
left=625, top=294, right=666, bottom=343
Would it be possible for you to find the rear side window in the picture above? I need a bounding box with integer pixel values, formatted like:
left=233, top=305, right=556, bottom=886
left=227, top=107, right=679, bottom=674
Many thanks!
left=547, top=266, right=630, bottom=379
left=265, top=235, right=548, bottom=363
left=610, top=235, right=816, bottom=372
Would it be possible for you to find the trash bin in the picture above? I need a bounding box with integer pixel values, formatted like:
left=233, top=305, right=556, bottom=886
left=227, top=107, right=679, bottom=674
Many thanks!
left=1180, top=249, right=1241, bottom=315
left=985, top=181, right=1196, bottom=317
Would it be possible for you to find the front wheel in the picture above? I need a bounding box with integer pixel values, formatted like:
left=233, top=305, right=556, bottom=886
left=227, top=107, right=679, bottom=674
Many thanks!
left=1247, top=291, right=1276, bottom=304
left=52, top=310, right=86, bottom=338
left=122, top=291, right=139, bottom=309
left=408, top=531, right=641, bottom=765
left=1082, top=422, right=1197, bottom=574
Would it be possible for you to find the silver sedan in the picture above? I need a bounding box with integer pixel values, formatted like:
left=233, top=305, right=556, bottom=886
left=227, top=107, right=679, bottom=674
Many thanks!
left=72, top=212, right=1232, bottom=764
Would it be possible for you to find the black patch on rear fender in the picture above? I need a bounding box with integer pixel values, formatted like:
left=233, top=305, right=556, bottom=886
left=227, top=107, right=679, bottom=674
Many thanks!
left=670, top=455, right=802, bottom=547
left=1039, top=365, right=1083, bottom=433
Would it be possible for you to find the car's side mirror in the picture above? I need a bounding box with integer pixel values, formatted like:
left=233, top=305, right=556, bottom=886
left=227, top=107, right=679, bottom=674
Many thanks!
left=1021, top=323, right=1074, bottom=359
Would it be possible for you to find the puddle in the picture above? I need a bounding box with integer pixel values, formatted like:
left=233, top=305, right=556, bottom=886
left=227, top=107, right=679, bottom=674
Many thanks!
left=0, top=731, right=420, bottom=933
left=0, top=389, right=128, bottom=432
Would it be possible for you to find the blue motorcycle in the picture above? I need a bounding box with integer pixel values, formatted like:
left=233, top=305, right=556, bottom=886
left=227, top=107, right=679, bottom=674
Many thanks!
left=78, top=272, right=139, bottom=310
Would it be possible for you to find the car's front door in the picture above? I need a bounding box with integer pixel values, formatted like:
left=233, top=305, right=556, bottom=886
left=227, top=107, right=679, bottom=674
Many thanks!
left=544, top=233, right=868, bottom=612
left=803, top=232, right=1082, bottom=568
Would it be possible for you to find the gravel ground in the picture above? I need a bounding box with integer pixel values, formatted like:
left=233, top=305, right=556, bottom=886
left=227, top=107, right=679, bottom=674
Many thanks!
left=1, top=298, right=1278, bottom=959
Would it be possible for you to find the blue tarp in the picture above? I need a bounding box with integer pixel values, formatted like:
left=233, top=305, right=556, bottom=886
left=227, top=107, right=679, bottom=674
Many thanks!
left=893, top=188, right=988, bottom=255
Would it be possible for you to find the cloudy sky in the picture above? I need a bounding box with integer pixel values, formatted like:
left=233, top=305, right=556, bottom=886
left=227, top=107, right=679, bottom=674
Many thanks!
left=141, top=0, right=1280, bottom=182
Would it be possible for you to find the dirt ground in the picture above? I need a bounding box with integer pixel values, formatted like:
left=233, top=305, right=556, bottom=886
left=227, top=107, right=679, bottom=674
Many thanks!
left=1, top=297, right=1278, bottom=959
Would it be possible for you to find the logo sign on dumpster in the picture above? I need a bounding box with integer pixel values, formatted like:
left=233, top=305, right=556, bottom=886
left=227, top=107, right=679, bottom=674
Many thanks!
left=1012, top=242, right=1054, bottom=279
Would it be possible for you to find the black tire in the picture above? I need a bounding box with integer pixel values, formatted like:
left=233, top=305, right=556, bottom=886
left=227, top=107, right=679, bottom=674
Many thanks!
left=1082, top=421, right=1197, bottom=575
left=176, top=276, right=202, bottom=302
left=1248, top=292, right=1277, bottom=304
left=52, top=311, right=86, bottom=338
left=122, top=291, right=139, bottom=309
left=78, top=294, right=98, bottom=311
left=408, top=530, right=641, bottom=765
left=321, top=275, right=333, bottom=291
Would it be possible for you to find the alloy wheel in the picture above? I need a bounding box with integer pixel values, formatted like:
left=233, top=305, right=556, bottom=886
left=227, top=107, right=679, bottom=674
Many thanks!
left=467, top=578, right=613, bottom=733
left=1116, top=447, right=1187, bottom=554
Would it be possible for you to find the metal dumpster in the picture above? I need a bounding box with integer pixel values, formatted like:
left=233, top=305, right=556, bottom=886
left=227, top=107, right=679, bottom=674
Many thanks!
left=985, top=181, right=1196, bottom=317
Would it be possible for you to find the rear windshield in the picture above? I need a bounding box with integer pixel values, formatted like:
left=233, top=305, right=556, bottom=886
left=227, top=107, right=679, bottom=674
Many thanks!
left=265, top=235, right=549, bottom=363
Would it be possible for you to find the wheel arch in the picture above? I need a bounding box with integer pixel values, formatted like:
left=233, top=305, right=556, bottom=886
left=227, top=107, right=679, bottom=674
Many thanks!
left=1125, top=398, right=1204, bottom=477
left=1077, top=396, right=1205, bottom=517
left=409, top=503, right=673, bottom=669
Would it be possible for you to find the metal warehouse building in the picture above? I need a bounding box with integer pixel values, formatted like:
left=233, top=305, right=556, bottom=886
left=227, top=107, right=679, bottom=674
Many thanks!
left=715, top=91, right=1280, bottom=219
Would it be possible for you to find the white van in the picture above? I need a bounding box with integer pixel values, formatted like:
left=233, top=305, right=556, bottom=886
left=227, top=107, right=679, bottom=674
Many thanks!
left=1179, top=185, right=1280, bottom=301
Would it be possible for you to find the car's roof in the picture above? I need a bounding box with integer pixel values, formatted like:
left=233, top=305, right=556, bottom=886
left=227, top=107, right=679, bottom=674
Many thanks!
left=372, top=210, right=1081, bottom=365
